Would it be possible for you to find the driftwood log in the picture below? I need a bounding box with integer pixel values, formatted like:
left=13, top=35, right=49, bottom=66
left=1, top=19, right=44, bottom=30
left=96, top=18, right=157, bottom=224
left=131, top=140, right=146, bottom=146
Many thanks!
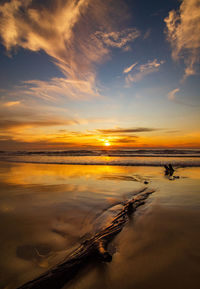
left=18, top=188, right=155, bottom=289
left=164, top=164, right=180, bottom=180
left=164, top=164, right=174, bottom=176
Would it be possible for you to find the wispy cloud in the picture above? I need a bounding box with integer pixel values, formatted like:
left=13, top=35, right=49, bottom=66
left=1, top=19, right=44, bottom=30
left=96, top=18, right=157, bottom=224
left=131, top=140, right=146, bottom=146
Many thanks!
left=20, top=77, right=99, bottom=101
left=111, top=136, right=138, bottom=144
left=167, top=88, right=197, bottom=107
left=0, top=119, right=78, bottom=130
left=125, top=59, right=164, bottom=83
left=3, top=101, right=21, bottom=107
left=0, top=0, right=140, bottom=101
left=0, top=100, right=121, bottom=149
left=0, top=101, right=79, bottom=133
left=95, top=28, right=140, bottom=49
left=0, top=109, right=81, bottom=149
left=97, top=127, right=158, bottom=134
left=123, top=62, right=137, bottom=74
left=164, top=0, right=200, bottom=79
left=143, top=29, right=151, bottom=40
left=168, top=88, right=180, bottom=101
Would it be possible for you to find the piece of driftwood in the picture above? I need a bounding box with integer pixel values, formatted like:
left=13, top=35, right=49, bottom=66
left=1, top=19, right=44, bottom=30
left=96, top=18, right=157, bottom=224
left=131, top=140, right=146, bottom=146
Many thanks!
left=18, top=188, right=155, bottom=289
left=164, top=164, right=180, bottom=180
left=164, top=164, right=174, bottom=176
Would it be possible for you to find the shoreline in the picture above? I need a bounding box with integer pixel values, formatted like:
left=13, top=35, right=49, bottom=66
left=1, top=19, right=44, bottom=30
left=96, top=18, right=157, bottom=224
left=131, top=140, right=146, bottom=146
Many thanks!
left=1, top=158, right=200, bottom=167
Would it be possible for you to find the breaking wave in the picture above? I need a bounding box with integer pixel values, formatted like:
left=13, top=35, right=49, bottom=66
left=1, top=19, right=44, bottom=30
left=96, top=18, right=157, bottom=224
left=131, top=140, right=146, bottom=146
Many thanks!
left=0, top=149, right=200, bottom=167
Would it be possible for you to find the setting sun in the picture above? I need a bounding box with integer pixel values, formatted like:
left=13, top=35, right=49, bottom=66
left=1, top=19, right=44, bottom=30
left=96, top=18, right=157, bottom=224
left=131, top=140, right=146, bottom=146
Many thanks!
left=104, top=141, right=111, bottom=146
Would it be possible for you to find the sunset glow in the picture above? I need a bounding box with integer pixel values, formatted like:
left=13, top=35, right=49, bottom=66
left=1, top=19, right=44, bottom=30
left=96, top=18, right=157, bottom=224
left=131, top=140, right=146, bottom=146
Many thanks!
left=104, top=141, right=111, bottom=147
left=0, top=2, right=200, bottom=289
left=0, top=0, right=199, bottom=150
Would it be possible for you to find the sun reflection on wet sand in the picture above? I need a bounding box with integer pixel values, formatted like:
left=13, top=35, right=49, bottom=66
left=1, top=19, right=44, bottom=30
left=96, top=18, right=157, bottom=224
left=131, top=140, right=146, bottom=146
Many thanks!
left=0, top=162, right=200, bottom=289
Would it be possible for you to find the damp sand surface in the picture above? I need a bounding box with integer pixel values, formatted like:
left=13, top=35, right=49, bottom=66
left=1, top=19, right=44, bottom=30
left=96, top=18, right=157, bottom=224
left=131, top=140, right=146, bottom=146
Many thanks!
left=0, top=162, right=200, bottom=289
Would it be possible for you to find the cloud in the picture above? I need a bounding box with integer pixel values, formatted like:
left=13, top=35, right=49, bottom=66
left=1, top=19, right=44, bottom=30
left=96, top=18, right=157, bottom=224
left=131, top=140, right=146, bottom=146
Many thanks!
left=0, top=108, right=80, bottom=148
left=3, top=101, right=21, bottom=107
left=167, top=88, right=197, bottom=107
left=0, top=138, right=79, bottom=150
left=168, top=88, right=180, bottom=100
left=0, top=100, right=122, bottom=149
left=123, top=62, right=137, bottom=74
left=125, top=59, right=164, bottom=83
left=20, top=76, right=99, bottom=101
left=0, top=0, right=140, bottom=100
left=0, top=119, right=78, bottom=130
left=111, top=136, right=138, bottom=144
left=143, top=29, right=151, bottom=40
left=0, top=101, right=79, bottom=132
left=97, top=127, right=158, bottom=134
left=95, top=28, right=140, bottom=49
left=164, top=0, right=200, bottom=78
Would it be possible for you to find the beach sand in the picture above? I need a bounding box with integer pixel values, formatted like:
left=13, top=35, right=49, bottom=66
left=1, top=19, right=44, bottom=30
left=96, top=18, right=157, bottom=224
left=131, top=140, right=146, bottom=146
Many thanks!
left=0, top=162, right=200, bottom=289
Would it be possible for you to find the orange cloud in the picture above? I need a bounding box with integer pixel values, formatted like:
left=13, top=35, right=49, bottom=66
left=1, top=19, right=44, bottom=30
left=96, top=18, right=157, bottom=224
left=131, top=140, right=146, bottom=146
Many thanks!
left=97, top=127, right=158, bottom=134
left=1, top=124, right=200, bottom=149
left=0, top=100, right=80, bottom=148
left=95, top=28, right=140, bottom=49
left=168, top=88, right=180, bottom=101
left=123, top=62, right=138, bottom=74
left=164, top=0, right=200, bottom=78
left=21, top=76, right=99, bottom=101
left=3, top=101, right=21, bottom=107
left=0, top=0, right=140, bottom=101
left=125, top=59, right=164, bottom=83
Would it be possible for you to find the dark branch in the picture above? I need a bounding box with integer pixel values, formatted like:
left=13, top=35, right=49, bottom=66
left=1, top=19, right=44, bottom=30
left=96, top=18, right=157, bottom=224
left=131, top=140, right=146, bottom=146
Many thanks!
left=18, top=188, right=155, bottom=289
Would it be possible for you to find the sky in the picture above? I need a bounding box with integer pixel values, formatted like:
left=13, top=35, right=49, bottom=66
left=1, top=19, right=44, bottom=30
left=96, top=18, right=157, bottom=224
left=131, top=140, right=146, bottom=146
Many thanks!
left=0, top=0, right=200, bottom=150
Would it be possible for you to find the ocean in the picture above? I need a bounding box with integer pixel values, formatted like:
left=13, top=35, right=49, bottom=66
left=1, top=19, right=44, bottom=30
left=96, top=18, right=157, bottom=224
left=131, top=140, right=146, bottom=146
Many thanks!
left=1, top=148, right=200, bottom=166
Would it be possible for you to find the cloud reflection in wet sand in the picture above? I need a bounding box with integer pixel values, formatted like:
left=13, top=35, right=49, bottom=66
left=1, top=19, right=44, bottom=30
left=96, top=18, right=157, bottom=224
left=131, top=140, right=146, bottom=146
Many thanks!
left=0, top=162, right=200, bottom=289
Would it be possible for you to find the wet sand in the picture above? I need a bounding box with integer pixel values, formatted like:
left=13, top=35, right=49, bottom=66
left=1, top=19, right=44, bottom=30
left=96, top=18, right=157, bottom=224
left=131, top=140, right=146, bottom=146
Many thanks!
left=0, top=162, right=200, bottom=289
